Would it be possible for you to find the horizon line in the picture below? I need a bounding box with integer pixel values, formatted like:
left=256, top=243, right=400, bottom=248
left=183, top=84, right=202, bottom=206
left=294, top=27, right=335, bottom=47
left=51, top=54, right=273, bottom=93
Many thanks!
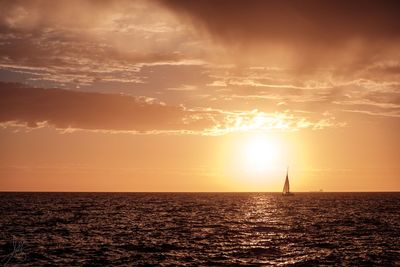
left=1, top=190, right=399, bottom=193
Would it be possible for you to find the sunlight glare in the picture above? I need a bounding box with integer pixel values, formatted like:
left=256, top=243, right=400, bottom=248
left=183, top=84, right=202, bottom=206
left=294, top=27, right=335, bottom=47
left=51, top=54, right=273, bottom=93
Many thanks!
left=241, top=135, right=281, bottom=174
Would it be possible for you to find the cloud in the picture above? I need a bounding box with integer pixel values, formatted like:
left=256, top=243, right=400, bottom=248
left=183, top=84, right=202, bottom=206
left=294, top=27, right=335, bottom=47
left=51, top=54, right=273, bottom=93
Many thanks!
left=160, top=0, right=400, bottom=69
left=1, top=0, right=397, bottom=130
left=160, top=0, right=400, bottom=42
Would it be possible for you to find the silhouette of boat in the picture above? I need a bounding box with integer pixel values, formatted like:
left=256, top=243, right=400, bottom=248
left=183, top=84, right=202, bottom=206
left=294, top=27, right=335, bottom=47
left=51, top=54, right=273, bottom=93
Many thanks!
left=282, top=168, right=294, bottom=196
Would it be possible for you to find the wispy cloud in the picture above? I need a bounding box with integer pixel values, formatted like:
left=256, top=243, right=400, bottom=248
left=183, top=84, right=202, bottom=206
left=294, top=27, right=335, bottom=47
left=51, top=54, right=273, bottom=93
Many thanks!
left=341, top=109, right=400, bottom=118
left=0, top=0, right=211, bottom=88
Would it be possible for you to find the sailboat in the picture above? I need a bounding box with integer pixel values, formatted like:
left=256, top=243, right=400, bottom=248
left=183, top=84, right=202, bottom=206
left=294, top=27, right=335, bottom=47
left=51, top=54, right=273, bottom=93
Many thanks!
left=282, top=168, right=294, bottom=196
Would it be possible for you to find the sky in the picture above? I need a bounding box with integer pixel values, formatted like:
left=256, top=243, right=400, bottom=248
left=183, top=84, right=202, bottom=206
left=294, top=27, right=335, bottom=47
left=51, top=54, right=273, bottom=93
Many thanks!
left=0, top=0, right=399, bottom=192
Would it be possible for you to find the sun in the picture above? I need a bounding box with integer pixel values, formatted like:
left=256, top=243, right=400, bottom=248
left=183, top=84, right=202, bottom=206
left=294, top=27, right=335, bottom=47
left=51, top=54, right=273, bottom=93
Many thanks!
left=241, top=135, right=281, bottom=174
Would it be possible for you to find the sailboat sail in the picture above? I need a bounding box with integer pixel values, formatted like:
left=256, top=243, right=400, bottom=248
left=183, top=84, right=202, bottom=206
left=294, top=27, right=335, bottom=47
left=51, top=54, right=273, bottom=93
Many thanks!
left=282, top=168, right=293, bottom=195
left=283, top=172, right=289, bottom=194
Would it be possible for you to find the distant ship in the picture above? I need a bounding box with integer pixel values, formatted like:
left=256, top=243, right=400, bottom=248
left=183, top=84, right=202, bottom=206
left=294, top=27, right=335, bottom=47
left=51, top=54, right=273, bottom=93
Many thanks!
left=282, top=168, right=294, bottom=196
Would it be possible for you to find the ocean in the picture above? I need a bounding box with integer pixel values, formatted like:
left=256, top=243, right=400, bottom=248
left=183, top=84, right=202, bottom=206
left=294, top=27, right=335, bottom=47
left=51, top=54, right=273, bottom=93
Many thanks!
left=0, top=192, right=399, bottom=266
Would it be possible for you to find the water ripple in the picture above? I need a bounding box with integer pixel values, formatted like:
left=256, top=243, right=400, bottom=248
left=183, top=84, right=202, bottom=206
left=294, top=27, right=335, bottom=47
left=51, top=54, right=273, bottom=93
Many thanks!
left=0, top=192, right=399, bottom=266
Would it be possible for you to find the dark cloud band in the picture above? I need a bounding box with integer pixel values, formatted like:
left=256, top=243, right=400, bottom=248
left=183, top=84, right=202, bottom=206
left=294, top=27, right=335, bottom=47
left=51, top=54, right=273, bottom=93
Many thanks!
left=160, top=0, right=400, bottom=68
left=0, top=82, right=214, bottom=132
left=160, top=0, right=400, bottom=43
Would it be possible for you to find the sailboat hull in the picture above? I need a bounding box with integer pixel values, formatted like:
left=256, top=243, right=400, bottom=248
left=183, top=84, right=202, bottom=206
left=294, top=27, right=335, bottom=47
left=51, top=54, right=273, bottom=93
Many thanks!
left=282, top=192, right=294, bottom=196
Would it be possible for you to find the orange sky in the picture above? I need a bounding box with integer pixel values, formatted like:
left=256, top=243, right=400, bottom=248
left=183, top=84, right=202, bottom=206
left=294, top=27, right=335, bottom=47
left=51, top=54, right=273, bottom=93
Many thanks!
left=0, top=0, right=399, bottom=191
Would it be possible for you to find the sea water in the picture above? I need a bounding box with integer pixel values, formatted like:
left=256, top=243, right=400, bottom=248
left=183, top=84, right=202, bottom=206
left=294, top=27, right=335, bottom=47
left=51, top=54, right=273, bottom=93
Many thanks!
left=1, top=192, right=399, bottom=265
